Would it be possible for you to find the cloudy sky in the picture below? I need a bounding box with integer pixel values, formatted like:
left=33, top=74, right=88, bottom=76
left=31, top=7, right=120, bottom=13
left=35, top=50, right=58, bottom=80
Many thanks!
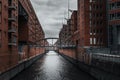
left=30, top=0, right=77, bottom=38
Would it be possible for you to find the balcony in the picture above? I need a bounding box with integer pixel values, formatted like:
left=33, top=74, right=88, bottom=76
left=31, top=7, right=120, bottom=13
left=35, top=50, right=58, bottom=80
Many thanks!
left=8, top=36, right=17, bottom=46
left=8, top=42, right=16, bottom=46
left=8, top=39, right=17, bottom=46
left=8, top=27, right=16, bottom=33
left=8, top=40, right=17, bottom=46
left=9, top=5, right=16, bottom=10
left=8, top=16, right=16, bottom=22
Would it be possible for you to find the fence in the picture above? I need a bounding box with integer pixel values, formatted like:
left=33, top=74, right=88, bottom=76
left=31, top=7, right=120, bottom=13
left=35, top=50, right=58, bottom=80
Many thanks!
left=85, top=48, right=120, bottom=63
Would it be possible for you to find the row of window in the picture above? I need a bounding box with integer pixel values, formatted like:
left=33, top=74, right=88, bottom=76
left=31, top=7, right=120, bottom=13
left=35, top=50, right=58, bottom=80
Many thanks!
left=109, top=13, right=120, bottom=20
left=90, top=20, right=103, bottom=26
left=109, top=25, right=120, bottom=45
left=90, top=0, right=103, bottom=3
left=109, top=2, right=120, bottom=10
left=90, top=37, right=103, bottom=45
left=0, top=31, right=1, bottom=47
left=0, top=2, right=1, bottom=23
left=90, top=5, right=103, bottom=11
left=90, top=29, right=103, bottom=35
left=90, top=13, right=103, bottom=18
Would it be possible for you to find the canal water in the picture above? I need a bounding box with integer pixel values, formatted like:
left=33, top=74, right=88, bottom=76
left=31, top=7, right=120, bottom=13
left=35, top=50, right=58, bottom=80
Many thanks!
left=11, top=51, right=95, bottom=80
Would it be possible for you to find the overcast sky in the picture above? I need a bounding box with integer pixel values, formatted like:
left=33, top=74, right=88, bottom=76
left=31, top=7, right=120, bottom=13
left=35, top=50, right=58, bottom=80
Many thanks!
left=30, top=0, right=77, bottom=39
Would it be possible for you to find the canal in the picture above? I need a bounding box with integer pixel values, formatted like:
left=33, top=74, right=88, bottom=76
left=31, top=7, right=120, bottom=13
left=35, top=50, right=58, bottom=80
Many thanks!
left=11, top=51, right=95, bottom=80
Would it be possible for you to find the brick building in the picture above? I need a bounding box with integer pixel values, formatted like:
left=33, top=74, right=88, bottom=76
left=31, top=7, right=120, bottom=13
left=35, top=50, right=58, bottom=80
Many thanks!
left=59, top=24, right=70, bottom=47
left=58, top=0, right=108, bottom=64
left=108, top=0, right=120, bottom=52
left=78, top=0, right=107, bottom=48
left=70, top=11, right=77, bottom=34
left=0, top=0, right=19, bottom=73
left=19, top=0, right=38, bottom=45
left=58, top=11, right=78, bottom=59
left=0, top=0, right=45, bottom=74
left=70, top=11, right=78, bottom=46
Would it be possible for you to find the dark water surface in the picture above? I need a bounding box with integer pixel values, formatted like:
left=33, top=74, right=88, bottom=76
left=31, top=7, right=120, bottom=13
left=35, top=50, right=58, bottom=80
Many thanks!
left=11, top=51, right=95, bottom=80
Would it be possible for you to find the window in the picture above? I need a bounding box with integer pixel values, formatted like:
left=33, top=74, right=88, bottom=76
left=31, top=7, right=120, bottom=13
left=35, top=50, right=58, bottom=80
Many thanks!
left=93, top=38, right=96, bottom=44
left=89, top=5, right=92, bottom=11
left=110, top=13, right=120, bottom=20
left=0, top=2, right=2, bottom=23
left=0, top=2, right=1, bottom=13
left=111, top=3, right=115, bottom=9
left=111, top=14, right=115, bottom=20
left=12, top=36, right=17, bottom=43
left=0, top=14, right=1, bottom=23
left=117, top=26, right=120, bottom=45
left=0, top=31, right=2, bottom=47
left=93, top=29, right=96, bottom=35
left=90, top=13, right=92, bottom=19
left=90, top=38, right=92, bottom=44
left=117, top=13, right=120, bottom=19
left=116, top=2, right=120, bottom=8
left=109, top=26, right=113, bottom=45
left=90, top=29, right=92, bottom=35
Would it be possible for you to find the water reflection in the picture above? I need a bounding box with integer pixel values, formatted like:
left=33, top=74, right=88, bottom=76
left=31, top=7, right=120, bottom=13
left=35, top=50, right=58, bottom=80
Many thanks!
left=12, top=51, right=95, bottom=80
left=41, top=51, right=62, bottom=80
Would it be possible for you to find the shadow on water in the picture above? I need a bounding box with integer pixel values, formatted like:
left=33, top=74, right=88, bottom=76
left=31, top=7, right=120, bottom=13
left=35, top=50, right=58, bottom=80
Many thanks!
left=11, top=51, right=95, bottom=80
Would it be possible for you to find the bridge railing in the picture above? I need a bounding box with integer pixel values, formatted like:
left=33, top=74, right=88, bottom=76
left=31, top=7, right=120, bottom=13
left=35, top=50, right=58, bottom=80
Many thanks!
left=57, top=45, right=76, bottom=48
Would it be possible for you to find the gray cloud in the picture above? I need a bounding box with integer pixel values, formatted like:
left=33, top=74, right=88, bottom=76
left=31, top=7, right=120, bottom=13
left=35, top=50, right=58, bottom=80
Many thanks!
left=30, top=0, right=77, bottom=38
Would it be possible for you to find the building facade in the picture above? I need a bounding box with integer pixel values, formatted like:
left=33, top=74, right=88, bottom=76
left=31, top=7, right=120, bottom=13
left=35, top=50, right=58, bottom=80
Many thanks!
left=0, top=0, right=19, bottom=73
left=108, top=0, right=120, bottom=52
left=70, top=11, right=78, bottom=46
left=0, top=0, right=45, bottom=74
left=58, top=11, right=78, bottom=60
left=78, top=0, right=107, bottom=48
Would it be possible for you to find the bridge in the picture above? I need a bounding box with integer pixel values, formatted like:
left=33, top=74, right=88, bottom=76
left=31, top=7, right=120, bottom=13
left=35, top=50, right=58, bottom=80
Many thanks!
left=35, top=37, right=77, bottom=51
left=36, top=37, right=59, bottom=51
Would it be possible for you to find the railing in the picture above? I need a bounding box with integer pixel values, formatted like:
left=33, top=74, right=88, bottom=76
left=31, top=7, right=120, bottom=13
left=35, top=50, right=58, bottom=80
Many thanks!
left=58, top=45, right=76, bottom=48
left=92, top=53, right=120, bottom=63
left=86, top=48, right=111, bottom=54
left=8, top=38, right=17, bottom=46
left=9, top=5, right=16, bottom=10
left=85, top=47, right=120, bottom=63
left=8, top=27, right=16, bottom=33
left=8, top=16, right=16, bottom=21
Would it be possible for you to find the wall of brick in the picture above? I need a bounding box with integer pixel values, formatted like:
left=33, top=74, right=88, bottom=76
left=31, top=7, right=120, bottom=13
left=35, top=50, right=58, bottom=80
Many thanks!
left=59, top=49, right=76, bottom=59
left=0, top=0, right=45, bottom=74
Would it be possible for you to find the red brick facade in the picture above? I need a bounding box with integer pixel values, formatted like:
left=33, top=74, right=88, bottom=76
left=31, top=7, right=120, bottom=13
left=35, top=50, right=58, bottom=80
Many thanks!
left=0, top=0, right=45, bottom=73
left=0, top=0, right=19, bottom=73
left=58, top=11, right=79, bottom=61
left=58, top=0, right=108, bottom=64
left=78, top=0, right=107, bottom=48
left=18, top=0, right=45, bottom=60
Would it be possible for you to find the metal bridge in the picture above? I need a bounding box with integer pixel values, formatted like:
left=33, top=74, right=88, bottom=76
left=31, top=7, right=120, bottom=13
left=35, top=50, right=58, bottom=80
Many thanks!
left=36, top=37, right=76, bottom=51
left=41, top=37, right=59, bottom=40
left=37, top=37, right=59, bottom=51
